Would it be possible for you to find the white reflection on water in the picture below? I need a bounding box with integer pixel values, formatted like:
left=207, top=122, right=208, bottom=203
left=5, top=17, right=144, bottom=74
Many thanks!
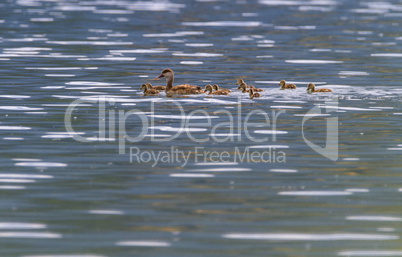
left=172, top=52, right=223, bottom=57
left=180, top=61, right=204, bottom=65
left=285, top=59, right=343, bottom=64
left=182, top=21, right=262, bottom=27
left=109, top=48, right=167, bottom=54
left=89, top=210, right=124, bottom=215
left=0, top=106, right=42, bottom=111
left=259, top=0, right=339, bottom=6
left=339, top=71, right=370, bottom=76
left=46, top=41, right=133, bottom=45
left=170, top=173, right=215, bottom=178
left=346, top=216, right=402, bottom=222
left=0, top=232, right=62, bottom=238
left=371, top=53, right=402, bottom=57
left=143, top=31, right=204, bottom=37
left=78, top=56, right=136, bottom=61
left=0, top=126, right=31, bottom=130
left=269, top=169, right=298, bottom=173
left=116, top=240, right=171, bottom=247
left=338, top=250, right=402, bottom=256
left=279, top=191, right=352, bottom=196
left=0, top=95, right=30, bottom=99
left=3, top=137, right=24, bottom=140
left=15, top=162, right=67, bottom=168
left=223, top=232, right=398, bottom=241
left=0, top=223, right=46, bottom=229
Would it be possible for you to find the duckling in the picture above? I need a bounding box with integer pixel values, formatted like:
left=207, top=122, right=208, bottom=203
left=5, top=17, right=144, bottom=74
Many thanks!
left=212, top=84, right=231, bottom=93
left=279, top=80, right=297, bottom=90
left=306, top=83, right=333, bottom=94
left=249, top=88, right=261, bottom=99
left=203, top=84, right=210, bottom=93
left=145, top=82, right=166, bottom=91
left=237, top=81, right=250, bottom=93
left=155, top=68, right=204, bottom=96
left=236, top=78, right=263, bottom=92
left=205, top=84, right=230, bottom=95
left=141, top=83, right=160, bottom=96
left=236, top=78, right=249, bottom=87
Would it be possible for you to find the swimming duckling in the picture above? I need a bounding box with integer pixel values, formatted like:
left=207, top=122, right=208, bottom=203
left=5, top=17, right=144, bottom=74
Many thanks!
left=155, top=68, right=204, bottom=96
left=249, top=88, right=261, bottom=99
left=279, top=80, right=297, bottom=90
left=141, top=83, right=160, bottom=96
left=236, top=79, right=263, bottom=92
left=205, top=84, right=230, bottom=95
left=237, top=81, right=250, bottom=93
left=145, top=82, right=165, bottom=91
left=306, top=83, right=333, bottom=94
left=212, top=84, right=231, bottom=93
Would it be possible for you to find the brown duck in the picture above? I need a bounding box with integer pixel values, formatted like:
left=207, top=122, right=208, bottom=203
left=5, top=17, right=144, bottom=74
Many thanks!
left=237, top=78, right=263, bottom=92
left=141, top=83, right=160, bottom=96
left=306, top=83, right=333, bottom=93
left=155, top=68, right=204, bottom=96
left=279, top=80, right=297, bottom=90
left=204, top=84, right=230, bottom=95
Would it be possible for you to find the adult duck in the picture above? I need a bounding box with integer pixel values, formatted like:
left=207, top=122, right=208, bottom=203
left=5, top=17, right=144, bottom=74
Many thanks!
left=155, top=68, right=204, bottom=96
left=306, top=83, right=333, bottom=93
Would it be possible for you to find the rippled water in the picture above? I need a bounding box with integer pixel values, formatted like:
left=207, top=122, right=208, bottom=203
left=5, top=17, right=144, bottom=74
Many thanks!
left=1, top=0, right=402, bottom=256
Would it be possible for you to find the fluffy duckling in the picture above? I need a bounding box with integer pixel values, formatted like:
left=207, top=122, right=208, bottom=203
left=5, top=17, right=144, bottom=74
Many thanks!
left=212, top=84, right=231, bottom=94
left=306, top=83, right=333, bottom=94
left=236, top=78, right=263, bottom=92
left=156, top=68, right=203, bottom=96
left=145, top=82, right=165, bottom=91
left=237, top=81, right=250, bottom=93
left=279, top=80, right=297, bottom=90
left=141, top=83, right=160, bottom=96
left=205, top=84, right=230, bottom=95
left=249, top=88, right=261, bottom=99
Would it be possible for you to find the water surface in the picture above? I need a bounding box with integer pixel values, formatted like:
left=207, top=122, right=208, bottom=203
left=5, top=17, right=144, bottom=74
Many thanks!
left=1, top=0, right=402, bottom=256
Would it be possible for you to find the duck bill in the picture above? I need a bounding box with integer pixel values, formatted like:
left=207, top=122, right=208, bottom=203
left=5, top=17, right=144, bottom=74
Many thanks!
left=155, top=73, right=164, bottom=79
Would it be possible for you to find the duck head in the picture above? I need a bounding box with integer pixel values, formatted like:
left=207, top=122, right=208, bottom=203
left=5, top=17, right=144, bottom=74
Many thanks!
left=204, top=84, right=213, bottom=93
left=237, top=82, right=246, bottom=91
left=236, top=78, right=245, bottom=86
left=306, top=83, right=315, bottom=94
left=156, top=68, right=174, bottom=80
left=279, top=80, right=286, bottom=90
left=141, top=83, right=148, bottom=92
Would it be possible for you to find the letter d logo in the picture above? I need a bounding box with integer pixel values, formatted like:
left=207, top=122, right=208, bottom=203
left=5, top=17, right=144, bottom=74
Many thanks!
left=302, top=98, right=338, bottom=161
